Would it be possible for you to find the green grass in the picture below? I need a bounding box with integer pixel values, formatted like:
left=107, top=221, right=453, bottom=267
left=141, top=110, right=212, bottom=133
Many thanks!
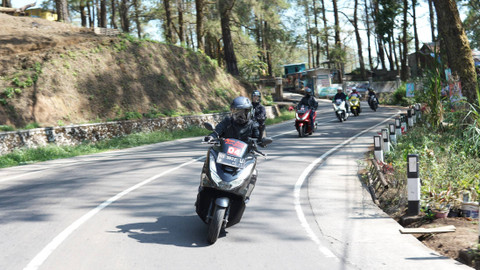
left=0, top=126, right=209, bottom=168
left=265, top=109, right=295, bottom=125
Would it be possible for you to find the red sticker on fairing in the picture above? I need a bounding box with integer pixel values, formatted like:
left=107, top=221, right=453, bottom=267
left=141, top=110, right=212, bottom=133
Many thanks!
left=227, top=146, right=242, bottom=156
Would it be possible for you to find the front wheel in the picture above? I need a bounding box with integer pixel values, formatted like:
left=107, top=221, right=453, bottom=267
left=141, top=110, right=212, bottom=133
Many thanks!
left=299, top=125, right=305, bottom=137
left=207, top=206, right=226, bottom=244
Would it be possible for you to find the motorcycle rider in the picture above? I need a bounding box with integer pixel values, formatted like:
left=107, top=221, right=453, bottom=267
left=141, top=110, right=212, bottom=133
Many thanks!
left=204, top=96, right=262, bottom=145
left=333, top=87, right=349, bottom=112
left=251, top=90, right=267, bottom=138
left=297, top=87, right=318, bottom=132
left=348, top=87, right=362, bottom=113
left=367, top=87, right=377, bottom=104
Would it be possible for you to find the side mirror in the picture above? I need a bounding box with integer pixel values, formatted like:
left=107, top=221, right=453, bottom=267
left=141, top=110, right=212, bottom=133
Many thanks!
left=203, top=122, right=214, bottom=131
left=261, top=137, right=273, bottom=146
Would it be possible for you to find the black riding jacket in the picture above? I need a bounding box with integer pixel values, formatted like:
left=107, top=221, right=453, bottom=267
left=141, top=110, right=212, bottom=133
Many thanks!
left=252, top=102, right=267, bottom=126
left=334, top=92, right=347, bottom=102
left=210, top=116, right=260, bottom=142
left=298, top=95, right=318, bottom=111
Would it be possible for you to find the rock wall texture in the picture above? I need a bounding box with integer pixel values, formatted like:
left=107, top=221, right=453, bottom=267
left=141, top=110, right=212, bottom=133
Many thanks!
left=0, top=105, right=280, bottom=155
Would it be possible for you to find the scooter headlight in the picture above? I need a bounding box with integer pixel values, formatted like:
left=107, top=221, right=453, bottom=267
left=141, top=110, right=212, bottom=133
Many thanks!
left=228, top=163, right=255, bottom=189
left=297, top=111, right=309, bottom=121
left=209, top=153, right=222, bottom=184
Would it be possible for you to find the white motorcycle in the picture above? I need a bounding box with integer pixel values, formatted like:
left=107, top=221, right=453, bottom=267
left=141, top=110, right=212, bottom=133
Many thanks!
left=332, top=99, right=349, bottom=122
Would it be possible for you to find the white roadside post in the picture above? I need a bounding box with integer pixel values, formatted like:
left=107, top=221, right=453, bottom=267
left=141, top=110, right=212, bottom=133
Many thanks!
left=395, top=117, right=402, bottom=137
left=401, top=113, right=408, bottom=133
left=374, top=136, right=383, bottom=162
left=411, top=107, right=416, bottom=125
left=389, top=123, right=396, bottom=144
left=382, top=128, right=390, bottom=153
left=407, top=154, right=421, bottom=216
left=407, top=109, right=414, bottom=128
left=415, top=103, right=421, bottom=121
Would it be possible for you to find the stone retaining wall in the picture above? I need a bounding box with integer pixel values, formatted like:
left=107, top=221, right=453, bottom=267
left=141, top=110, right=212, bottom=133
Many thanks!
left=0, top=105, right=281, bottom=155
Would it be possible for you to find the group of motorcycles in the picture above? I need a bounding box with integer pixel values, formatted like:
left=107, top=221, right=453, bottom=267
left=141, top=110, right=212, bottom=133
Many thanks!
left=194, top=92, right=379, bottom=244
left=331, top=93, right=379, bottom=123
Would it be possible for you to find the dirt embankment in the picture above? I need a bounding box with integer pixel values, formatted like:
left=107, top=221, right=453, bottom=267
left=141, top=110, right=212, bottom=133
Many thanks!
left=0, top=13, right=250, bottom=128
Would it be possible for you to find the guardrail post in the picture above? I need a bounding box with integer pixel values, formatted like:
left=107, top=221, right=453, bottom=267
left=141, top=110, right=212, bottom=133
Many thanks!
left=415, top=103, right=421, bottom=121
left=407, top=154, right=420, bottom=216
left=374, top=136, right=383, bottom=162
left=401, top=113, right=407, bottom=133
left=407, top=109, right=414, bottom=128
left=389, top=123, right=396, bottom=144
left=395, top=117, right=402, bottom=137
left=411, top=107, right=416, bottom=125
left=381, top=128, right=390, bottom=153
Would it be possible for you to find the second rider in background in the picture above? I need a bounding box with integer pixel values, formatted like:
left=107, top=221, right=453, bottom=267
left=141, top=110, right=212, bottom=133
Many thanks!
left=251, top=90, right=267, bottom=138
left=297, top=87, right=318, bottom=132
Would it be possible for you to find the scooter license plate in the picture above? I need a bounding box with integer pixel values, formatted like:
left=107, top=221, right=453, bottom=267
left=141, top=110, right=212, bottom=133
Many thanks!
left=217, top=152, right=245, bottom=168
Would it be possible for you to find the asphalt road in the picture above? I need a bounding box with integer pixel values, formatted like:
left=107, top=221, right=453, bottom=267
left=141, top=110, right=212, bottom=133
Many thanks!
left=0, top=101, right=469, bottom=270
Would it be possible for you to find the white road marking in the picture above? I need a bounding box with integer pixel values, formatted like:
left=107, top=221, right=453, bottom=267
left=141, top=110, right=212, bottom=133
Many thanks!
left=23, top=156, right=204, bottom=270
left=293, top=112, right=399, bottom=258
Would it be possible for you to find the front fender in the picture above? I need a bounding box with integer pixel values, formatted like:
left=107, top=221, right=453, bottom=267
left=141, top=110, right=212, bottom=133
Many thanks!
left=215, top=197, right=230, bottom=208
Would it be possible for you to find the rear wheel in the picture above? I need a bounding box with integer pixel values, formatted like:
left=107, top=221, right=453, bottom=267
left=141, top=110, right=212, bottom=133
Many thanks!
left=207, top=206, right=226, bottom=244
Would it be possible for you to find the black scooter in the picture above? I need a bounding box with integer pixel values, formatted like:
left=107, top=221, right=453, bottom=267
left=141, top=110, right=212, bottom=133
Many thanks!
left=195, top=123, right=273, bottom=244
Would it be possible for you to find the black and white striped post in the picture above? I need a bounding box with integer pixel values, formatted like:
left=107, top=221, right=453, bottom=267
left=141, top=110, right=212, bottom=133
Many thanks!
left=389, top=123, right=396, bottom=144
left=395, top=117, right=402, bottom=137
left=382, top=128, right=390, bottom=153
left=401, top=113, right=408, bottom=133
left=407, top=154, right=420, bottom=216
left=415, top=103, right=421, bottom=121
left=407, top=109, right=414, bottom=128
left=374, top=135, right=383, bottom=162
left=411, top=107, right=416, bottom=125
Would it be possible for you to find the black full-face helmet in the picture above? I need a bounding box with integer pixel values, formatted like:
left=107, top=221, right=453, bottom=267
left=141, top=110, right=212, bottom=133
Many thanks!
left=230, top=96, right=253, bottom=125
left=252, top=90, right=261, bottom=104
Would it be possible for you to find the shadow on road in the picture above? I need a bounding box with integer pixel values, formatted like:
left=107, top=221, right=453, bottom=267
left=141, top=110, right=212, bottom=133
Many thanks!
left=115, top=215, right=213, bottom=247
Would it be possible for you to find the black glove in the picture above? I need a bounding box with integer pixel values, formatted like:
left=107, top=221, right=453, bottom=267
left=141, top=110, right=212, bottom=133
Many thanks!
left=204, top=136, right=214, bottom=142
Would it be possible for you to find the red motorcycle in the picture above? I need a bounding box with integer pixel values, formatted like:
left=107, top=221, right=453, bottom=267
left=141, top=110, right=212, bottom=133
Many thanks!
left=295, top=104, right=317, bottom=137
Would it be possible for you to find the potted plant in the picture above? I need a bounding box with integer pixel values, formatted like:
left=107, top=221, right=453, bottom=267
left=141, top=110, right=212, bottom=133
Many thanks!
left=426, top=186, right=455, bottom=219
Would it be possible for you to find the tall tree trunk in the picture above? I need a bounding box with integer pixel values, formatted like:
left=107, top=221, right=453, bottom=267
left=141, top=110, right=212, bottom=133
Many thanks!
left=264, top=21, right=273, bottom=76
left=304, top=0, right=312, bottom=69
left=373, top=0, right=386, bottom=69
left=313, top=0, right=320, bottom=67
left=119, top=0, right=130, bottom=32
left=177, top=0, right=185, bottom=43
left=96, top=0, right=101, bottom=27
left=400, top=0, right=408, bottom=81
left=354, top=0, right=366, bottom=79
left=55, top=0, right=70, bottom=23
left=219, top=0, right=239, bottom=75
left=386, top=37, right=395, bottom=71
left=2, top=0, right=12, bottom=7
left=428, top=0, right=436, bottom=42
left=195, top=0, right=204, bottom=51
left=320, top=0, right=330, bottom=67
left=80, top=0, right=87, bottom=27
left=164, top=0, right=173, bottom=43
left=133, top=0, right=142, bottom=38
left=365, top=0, right=373, bottom=70
left=87, top=1, right=94, bottom=28
left=433, top=0, right=478, bottom=104
left=393, top=35, right=399, bottom=70
left=412, top=0, right=419, bottom=73
left=100, top=0, right=107, bottom=28
left=332, top=0, right=340, bottom=46
left=111, top=0, right=118, bottom=29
